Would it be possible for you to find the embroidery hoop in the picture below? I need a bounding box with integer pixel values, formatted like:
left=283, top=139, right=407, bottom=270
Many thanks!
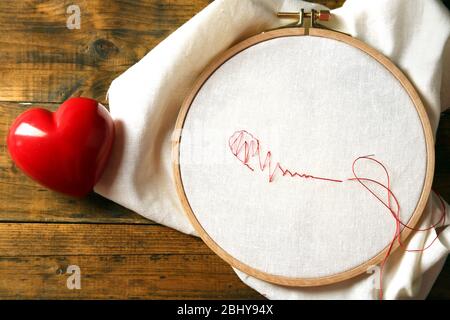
left=172, top=10, right=435, bottom=287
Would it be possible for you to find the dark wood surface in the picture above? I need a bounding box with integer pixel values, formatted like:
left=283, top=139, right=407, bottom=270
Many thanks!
left=0, top=0, right=448, bottom=299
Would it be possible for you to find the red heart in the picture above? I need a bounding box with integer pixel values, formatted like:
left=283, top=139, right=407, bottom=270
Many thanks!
left=7, top=97, right=115, bottom=197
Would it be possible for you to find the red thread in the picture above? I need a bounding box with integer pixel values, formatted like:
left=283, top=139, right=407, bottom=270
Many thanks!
left=350, top=156, right=446, bottom=300
left=229, top=130, right=447, bottom=300
left=228, top=130, right=343, bottom=183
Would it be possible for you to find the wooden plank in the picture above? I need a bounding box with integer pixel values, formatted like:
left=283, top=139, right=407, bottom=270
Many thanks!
left=0, top=223, right=210, bottom=256
left=0, top=0, right=212, bottom=104
left=0, top=254, right=262, bottom=299
left=0, top=183, right=152, bottom=224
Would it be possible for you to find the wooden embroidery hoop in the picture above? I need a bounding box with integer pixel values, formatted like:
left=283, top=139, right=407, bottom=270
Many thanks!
left=172, top=10, right=435, bottom=287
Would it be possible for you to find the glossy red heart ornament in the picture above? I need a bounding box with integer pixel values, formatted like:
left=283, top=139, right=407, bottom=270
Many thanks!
left=7, top=97, right=115, bottom=197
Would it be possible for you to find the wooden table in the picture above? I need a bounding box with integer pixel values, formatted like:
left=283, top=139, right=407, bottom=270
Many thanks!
left=0, top=0, right=448, bottom=299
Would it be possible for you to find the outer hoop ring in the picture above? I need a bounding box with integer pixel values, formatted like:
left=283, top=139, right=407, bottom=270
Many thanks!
left=173, top=27, right=435, bottom=287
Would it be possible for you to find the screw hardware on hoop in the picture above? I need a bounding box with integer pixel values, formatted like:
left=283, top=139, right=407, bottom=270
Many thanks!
left=278, top=9, right=330, bottom=32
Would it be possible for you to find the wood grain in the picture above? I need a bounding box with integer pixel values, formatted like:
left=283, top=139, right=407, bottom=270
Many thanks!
left=0, top=223, right=212, bottom=256
left=0, top=254, right=261, bottom=299
left=0, top=0, right=212, bottom=104
left=0, top=0, right=448, bottom=300
left=0, top=223, right=262, bottom=299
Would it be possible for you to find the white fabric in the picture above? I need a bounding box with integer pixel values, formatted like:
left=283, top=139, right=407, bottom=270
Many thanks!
left=180, top=35, right=427, bottom=278
left=95, top=0, right=450, bottom=299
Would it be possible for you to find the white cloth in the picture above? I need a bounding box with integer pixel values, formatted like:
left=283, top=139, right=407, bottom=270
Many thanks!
left=95, top=0, right=450, bottom=299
